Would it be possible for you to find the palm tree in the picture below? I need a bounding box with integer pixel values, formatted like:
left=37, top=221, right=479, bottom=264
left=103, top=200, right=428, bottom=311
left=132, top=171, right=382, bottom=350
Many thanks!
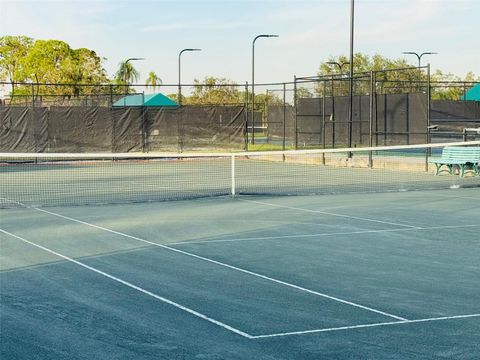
left=146, top=71, right=162, bottom=93
left=115, top=60, right=140, bottom=86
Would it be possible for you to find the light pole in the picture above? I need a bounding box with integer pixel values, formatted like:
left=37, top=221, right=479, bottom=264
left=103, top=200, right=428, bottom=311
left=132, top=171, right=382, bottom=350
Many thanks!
left=178, top=48, right=201, bottom=105
left=326, top=61, right=350, bottom=75
left=124, top=57, right=144, bottom=87
left=402, top=51, right=437, bottom=69
left=251, top=34, right=278, bottom=144
left=123, top=58, right=144, bottom=105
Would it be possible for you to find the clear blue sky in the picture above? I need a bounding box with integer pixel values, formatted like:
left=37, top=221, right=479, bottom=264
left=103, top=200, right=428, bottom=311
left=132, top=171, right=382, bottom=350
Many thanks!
left=1, top=0, right=479, bottom=85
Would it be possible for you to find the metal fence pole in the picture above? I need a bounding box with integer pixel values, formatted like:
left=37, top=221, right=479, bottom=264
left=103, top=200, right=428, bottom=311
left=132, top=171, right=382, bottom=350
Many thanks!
left=141, top=92, right=147, bottom=153
left=368, top=71, right=375, bottom=168
left=425, top=64, right=431, bottom=172
left=283, top=82, right=286, bottom=150
left=265, top=88, right=268, bottom=143
left=294, top=75, right=298, bottom=150
left=322, top=80, right=326, bottom=164
left=331, top=76, right=335, bottom=148
left=245, top=82, right=249, bottom=150
left=109, top=84, right=113, bottom=107
left=406, top=92, right=410, bottom=145
left=31, top=83, right=36, bottom=153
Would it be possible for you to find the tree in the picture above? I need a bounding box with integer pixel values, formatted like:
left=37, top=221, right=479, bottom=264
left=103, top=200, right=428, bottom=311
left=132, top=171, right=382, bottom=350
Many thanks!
left=1, top=38, right=109, bottom=101
left=0, top=35, right=34, bottom=97
left=65, top=48, right=108, bottom=95
left=115, top=60, right=140, bottom=87
left=185, top=77, right=243, bottom=105
left=430, top=70, right=480, bottom=100
left=296, top=87, right=313, bottom=99
left=315, top=53, right=419, bottom=96
left=146, top=71, right=162, bottom=93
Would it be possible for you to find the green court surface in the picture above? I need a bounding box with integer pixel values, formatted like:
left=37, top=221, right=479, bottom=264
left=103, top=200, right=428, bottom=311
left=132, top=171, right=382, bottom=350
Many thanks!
left=1, top=189, right=479, bottom=359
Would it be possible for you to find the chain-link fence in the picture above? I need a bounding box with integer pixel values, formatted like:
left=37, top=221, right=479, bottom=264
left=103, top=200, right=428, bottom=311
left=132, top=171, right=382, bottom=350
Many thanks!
left=1, top=72, right=479, bottom=153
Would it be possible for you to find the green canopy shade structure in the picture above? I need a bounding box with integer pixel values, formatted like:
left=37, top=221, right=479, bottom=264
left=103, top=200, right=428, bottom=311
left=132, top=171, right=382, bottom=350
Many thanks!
left=461, top=83, right=480, bottom=101
left=113, top=93, right=178, bottom=107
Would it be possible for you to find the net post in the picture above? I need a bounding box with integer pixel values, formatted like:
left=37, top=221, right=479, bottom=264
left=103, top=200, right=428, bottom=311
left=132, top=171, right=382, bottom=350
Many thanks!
left=231, top=155, right=236, bottom=197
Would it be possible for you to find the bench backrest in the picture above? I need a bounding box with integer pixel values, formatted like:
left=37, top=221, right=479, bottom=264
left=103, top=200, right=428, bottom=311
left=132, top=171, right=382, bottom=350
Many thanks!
left=441, top=147, right=480, bottom=162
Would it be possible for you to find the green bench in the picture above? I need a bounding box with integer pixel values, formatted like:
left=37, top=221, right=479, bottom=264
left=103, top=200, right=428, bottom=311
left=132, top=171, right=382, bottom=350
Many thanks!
left=429, top=146, right=480, bottom=177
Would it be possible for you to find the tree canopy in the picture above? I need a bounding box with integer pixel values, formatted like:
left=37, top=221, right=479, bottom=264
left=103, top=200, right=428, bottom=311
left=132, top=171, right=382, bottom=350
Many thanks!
left=183, top=77, right=243, bottom=105
left=1, top=35, right=478, bottom=102
left=0, top=36, right=109, bottom=98
left=146, top=71, right=162, bottom=93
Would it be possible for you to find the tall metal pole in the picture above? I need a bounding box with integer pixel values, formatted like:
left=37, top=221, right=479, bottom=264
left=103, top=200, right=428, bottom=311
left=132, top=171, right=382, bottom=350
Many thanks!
left=402, top=51, right=437, bottom=81
left=123, top=57, right=144, bottom=105
left=326, top=61, right=350, bottom=75
left=178, top=48, right=201, bottom=105
left=251, top=34, right=278, bottom=145
left=348, top=0, right=354, bottom=152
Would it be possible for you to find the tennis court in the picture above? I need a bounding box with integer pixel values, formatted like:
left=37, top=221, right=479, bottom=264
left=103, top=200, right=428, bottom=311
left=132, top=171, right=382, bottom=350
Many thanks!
left=1, top=144, right=479, bottom=359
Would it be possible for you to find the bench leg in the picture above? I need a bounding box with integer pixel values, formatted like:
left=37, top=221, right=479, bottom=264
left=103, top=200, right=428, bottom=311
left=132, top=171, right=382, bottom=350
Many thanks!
left=447, top=164, right=456, bottom=175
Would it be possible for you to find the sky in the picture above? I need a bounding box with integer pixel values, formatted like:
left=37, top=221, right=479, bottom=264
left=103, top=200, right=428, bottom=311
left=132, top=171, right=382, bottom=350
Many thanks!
left=1, top=0, right=479, bottom=86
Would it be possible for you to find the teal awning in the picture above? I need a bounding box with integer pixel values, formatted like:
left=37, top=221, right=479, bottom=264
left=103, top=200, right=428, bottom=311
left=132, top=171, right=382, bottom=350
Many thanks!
left=113, top=93, right=178, bottom=107
left=461, top=83, right=480, bottom=101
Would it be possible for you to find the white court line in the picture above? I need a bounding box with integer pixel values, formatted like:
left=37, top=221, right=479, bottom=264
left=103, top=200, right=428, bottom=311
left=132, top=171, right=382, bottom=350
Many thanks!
left=251, top=313, right=480, bottom=339
left=169, top=224, right=480, bottom=246
left=239, top=199, right=421, bottom=229
left=0, top=228, right=253, bottom=339
left=421, top=192, right=480, bottom=201
left=29, top=207, right=407, bottom=321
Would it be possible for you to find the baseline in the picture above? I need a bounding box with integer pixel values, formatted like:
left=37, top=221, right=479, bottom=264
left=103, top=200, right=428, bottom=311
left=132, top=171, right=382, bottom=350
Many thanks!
left=251, top=313, right=480, bottom=339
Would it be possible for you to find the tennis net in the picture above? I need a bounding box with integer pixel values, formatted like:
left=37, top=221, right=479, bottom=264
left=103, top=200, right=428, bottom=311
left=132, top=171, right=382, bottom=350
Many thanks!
left=1, top=141, right=479, bottom=208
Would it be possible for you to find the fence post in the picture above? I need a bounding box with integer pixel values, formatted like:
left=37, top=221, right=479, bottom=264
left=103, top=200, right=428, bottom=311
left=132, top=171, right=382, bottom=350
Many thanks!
left=244, top=82, right=249, bottom=150
left=265, top=88, right=268, bottom=144
left=281, top=83, right=286, bottom=150
left=231, top=155, right=236, bottom=197
left=331, top=76, right=336, bottom=148
left=294, top=75, right=298, bottom=150
left=368, top=71, right=375, bottom=168
left=31, top=83, right=36, bottom=153
left=425, top=64, right=431, bottom=172
left=141, top=92, right=147, bottom=153
left=109, top=84, right=113, bottom=107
